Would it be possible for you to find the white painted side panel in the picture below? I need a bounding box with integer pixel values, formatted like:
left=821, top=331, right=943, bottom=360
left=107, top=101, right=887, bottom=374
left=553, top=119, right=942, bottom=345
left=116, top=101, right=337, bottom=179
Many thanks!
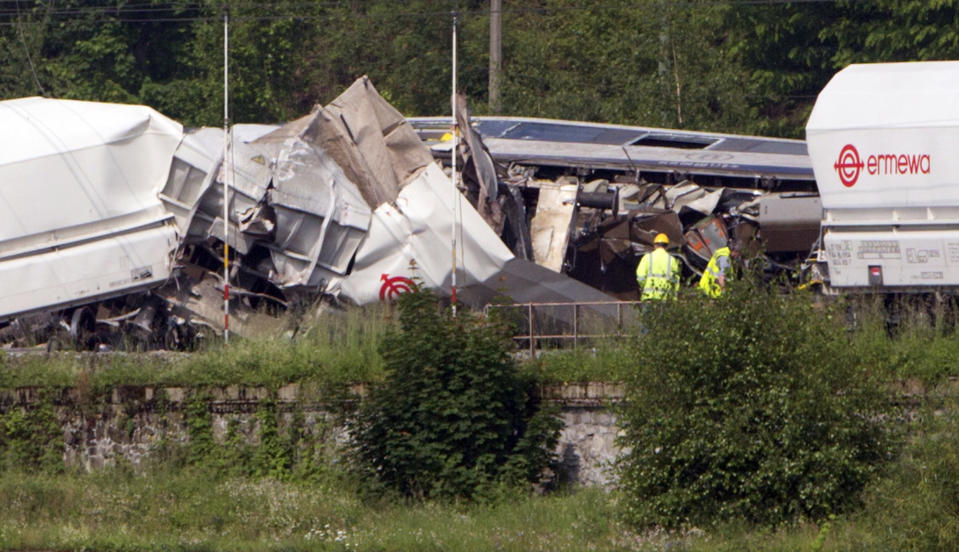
left=0, top=224, right=177, bottom=318
left=0, top=97, right=183, bottom=242
left=824, top=230, right=959, bottom=287
left=807, top=62, right=959, bottom=211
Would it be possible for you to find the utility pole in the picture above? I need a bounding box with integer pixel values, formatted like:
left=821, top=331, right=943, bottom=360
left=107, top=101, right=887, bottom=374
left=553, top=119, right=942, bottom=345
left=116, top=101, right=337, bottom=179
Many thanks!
left=489, top=0, right=502, bottom=114
left=222, top=7, right=231, bottom=343
left=451, top=11, right=459, bottom=317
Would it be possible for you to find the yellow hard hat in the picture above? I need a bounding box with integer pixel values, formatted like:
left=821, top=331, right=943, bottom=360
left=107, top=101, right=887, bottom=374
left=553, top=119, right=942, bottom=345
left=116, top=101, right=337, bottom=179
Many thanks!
left=653, top=233, right=669, bottom=245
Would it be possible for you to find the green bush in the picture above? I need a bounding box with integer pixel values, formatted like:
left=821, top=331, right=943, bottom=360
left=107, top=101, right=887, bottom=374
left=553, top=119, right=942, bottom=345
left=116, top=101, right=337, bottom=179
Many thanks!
left=0, top=394, right=64, bottom=473
left=616, top=280, right=893, bottom=528
left=349, top=289, right=561, bottom=501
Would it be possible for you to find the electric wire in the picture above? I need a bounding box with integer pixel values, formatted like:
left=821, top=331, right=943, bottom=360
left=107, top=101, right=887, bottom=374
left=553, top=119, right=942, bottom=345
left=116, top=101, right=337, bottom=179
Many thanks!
left=0, top=0, right=865, bottom=25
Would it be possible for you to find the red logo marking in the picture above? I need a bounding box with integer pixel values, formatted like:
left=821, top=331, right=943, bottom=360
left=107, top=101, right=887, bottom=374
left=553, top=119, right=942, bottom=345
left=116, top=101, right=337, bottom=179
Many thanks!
left=834, top=144, right=863, bottom=188
left=379, top=274, right=417, bottom=302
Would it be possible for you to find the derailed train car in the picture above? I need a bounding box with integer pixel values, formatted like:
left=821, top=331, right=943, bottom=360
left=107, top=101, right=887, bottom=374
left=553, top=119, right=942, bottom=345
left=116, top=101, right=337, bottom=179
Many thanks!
left=0, top=78, right=615, bottom=349
left=410, top=113, right=821, bottom=299
left=1, top=76, right=827, bottom=349
left=0, top=98, right=184, bottom=347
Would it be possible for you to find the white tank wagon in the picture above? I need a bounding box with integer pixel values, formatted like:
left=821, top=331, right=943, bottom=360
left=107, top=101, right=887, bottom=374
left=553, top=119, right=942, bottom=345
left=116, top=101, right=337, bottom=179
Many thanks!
left=807, top=61, right=959, bottom=293
left=0, top=98, right=182, bottom=342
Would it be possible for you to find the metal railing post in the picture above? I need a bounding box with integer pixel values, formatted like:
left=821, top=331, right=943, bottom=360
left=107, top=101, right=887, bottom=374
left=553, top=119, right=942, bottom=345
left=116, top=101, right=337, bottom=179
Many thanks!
left=528, top=302, right=535, bottom=358
left=617, top=302, right=623, bottom=336
left=573, top=303, right=578, bottom=349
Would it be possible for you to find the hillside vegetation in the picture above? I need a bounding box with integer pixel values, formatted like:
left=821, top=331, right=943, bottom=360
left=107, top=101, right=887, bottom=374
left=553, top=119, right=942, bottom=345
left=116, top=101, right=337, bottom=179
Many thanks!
left=4, top=1, right=959, bottom=137
left=2, top=287, right=959, bottom=549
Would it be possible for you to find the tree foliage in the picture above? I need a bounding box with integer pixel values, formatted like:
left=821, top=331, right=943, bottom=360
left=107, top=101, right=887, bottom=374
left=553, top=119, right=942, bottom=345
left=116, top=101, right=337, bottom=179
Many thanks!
left=1, top=1, right=956, bottom=136
left=349, top=289, right=560, bottom=501
left=616, top=281, right=894, bottom=528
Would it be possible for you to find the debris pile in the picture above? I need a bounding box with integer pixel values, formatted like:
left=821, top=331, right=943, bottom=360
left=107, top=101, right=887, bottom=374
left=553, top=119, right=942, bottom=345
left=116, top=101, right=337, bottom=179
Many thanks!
left=0, top=79, right=608, bottom=349
left=0, top=81, right=822, bottom=350
left=417, top=112, right=822, bottom=300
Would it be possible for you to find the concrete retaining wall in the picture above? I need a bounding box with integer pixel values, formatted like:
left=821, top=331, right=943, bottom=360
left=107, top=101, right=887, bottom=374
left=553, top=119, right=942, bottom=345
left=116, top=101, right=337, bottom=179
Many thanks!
left=0, top=382, right=624, bottom=486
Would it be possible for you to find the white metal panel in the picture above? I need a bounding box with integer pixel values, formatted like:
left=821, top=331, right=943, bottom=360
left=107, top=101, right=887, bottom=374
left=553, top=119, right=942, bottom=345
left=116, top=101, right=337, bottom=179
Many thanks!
left=0, top=97, right=183, bottom=243
left=0, top=97, right=183, bottom=320
left=336, top=162, right=513, bottom=304
left=530, top=181, right=578, bottom=272
left=0, top=224, right=177, bottom=318
left=807, top=62, right=959, bottom=211
left=159, top=128, right=223, bottom=236
left=269, top=136, right=372, bottom=283
left=824, top=229, right=959, bottom=288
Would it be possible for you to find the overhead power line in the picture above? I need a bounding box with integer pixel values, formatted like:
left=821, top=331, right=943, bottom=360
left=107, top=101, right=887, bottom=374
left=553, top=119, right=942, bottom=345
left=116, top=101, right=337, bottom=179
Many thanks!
left=0, top=0, right=855, bottom=26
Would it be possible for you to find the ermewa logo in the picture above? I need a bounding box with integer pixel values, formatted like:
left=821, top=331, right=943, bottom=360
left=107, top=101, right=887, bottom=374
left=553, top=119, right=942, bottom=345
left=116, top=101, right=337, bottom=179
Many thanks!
left=833, top=144, right=931, bottom=188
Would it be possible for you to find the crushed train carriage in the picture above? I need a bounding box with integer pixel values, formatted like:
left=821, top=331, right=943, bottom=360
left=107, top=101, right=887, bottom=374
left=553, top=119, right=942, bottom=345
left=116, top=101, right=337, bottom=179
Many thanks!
left=1, top=78, right=821, bottom=349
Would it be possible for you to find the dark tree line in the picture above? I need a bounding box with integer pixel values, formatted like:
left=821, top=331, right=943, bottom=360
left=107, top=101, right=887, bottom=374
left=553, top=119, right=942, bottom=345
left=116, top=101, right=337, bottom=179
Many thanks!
left=3, top=0, right=959, bottom=137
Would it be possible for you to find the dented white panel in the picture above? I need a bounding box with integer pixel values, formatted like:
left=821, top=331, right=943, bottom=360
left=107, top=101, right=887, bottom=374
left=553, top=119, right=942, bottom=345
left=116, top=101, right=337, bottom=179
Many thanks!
left=0, top=97, right=183, bottom=320
left=0, top=97, right=183, bottom=241
left=530, top=181, right=578, bottom=272
left=337, top=163, right=512, bottom=304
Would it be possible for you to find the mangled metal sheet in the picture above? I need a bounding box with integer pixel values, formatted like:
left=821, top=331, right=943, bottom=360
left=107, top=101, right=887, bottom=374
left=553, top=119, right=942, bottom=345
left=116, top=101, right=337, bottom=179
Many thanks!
left=335, top=163, right=514, bottom=304
left=530, top=179, right=578, bottom=272
left=5, top=76, right=830, bottom=349
left=268, top=134, right=370, bottom=286
left=454, top=93, right=503, bottom=230
left=155, top=263, right=279, bottom=337
left=270, top=76, right=434, bottom=209
left=165, top=99, right=376, bottom=292
left=684, top=216, right=730, bottom=265
left=0, top=97, right=182, bottom=320
left=160, top=127, right=223, bottom=239
left=663, top=180, right=723, bottom=215
left=411, top=110, right=826, bottom=298
left=205, top=141, right=276, bottom=255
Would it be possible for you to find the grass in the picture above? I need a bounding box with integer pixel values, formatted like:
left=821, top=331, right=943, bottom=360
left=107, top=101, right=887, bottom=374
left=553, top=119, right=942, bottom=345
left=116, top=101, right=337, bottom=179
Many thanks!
left=4, top=295, right=959, bottom=389
left=3, top=293, right=959, bottom=550
left=0, top=469, right=639, bottom=552
left=0, top=303, right=391, bottom=391
left=1, top=390, right=957, bottom=552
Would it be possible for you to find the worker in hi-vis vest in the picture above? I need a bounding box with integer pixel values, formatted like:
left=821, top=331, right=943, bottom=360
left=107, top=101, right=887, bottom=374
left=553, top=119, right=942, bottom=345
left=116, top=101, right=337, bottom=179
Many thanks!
left=699, top=241, right=739, bottom=298
left=636, top=233, right=681, bottom=300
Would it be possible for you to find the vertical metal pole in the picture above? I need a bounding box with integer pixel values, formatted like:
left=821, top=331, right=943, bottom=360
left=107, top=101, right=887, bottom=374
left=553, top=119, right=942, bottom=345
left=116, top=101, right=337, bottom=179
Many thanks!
left=489, top=0, right=502, bottom=114
left=617, top=302, right=623, bottom=336
left=222, top=9, right=230, bottom=344
left=528, top=303, right=534, bottom=359
left=450, top=11, right=459, bottom=317
left=573, top=303, right=578, bottom=349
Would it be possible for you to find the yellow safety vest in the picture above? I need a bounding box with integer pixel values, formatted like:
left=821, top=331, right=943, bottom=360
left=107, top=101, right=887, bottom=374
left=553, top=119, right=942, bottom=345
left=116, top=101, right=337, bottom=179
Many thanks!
left=699, top=246, right=731, bottom=298
left=636, top=248, right=680, bottom=300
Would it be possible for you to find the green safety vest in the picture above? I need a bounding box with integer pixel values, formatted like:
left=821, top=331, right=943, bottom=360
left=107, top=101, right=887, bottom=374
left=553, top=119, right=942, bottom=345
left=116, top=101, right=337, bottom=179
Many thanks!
left=636, top=248, right=680, bottom=300
left=699, top=246, right=731, bottom=298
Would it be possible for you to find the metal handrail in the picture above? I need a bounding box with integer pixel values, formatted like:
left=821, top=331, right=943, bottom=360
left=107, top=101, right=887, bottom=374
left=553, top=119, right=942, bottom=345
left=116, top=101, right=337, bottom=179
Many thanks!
left=485, top=300, right=642, bottom=357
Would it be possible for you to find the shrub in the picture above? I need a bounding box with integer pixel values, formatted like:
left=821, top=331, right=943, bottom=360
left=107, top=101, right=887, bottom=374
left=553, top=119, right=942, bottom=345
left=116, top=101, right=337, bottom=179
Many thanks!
left=349, top=289, right=561, bottom=501
left=0, top=394, right=64, bottom=473
left=616, top=279, right=893, bottom=528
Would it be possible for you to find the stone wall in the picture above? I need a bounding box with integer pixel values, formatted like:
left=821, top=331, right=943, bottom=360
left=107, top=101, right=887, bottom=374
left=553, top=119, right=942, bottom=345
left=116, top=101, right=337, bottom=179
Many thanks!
left=0, top=382, right=624, bottom=486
